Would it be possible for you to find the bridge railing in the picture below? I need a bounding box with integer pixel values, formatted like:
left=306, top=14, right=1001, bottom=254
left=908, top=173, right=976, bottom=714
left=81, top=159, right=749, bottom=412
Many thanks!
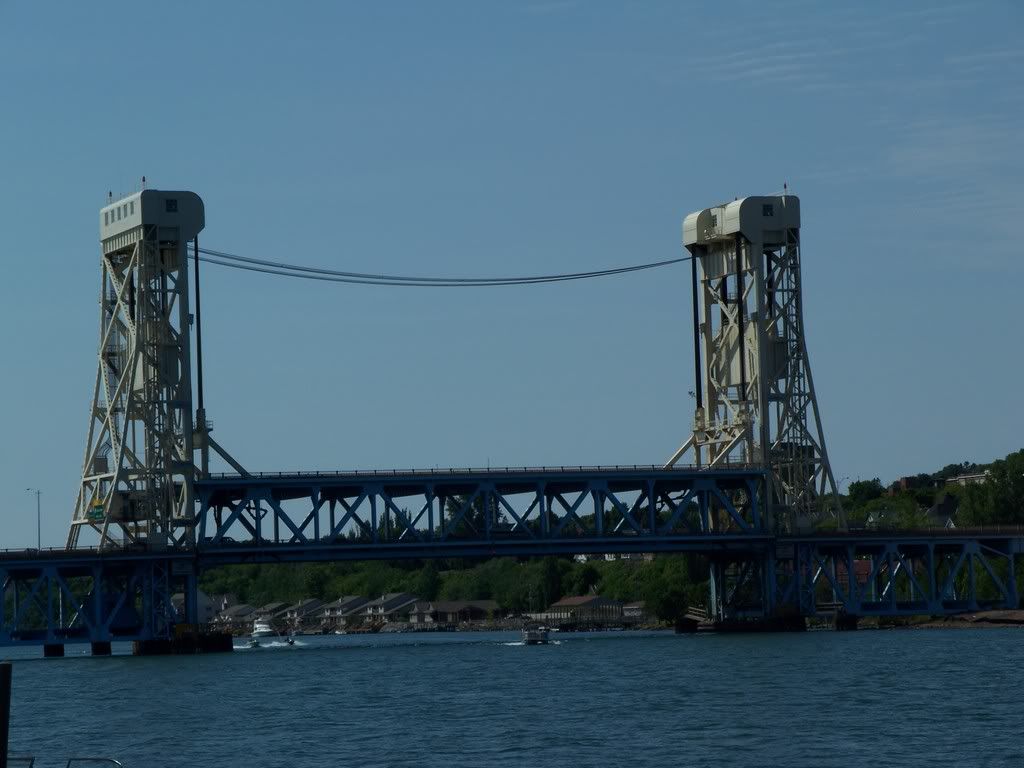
left=202, top=463, right=764, bottom=480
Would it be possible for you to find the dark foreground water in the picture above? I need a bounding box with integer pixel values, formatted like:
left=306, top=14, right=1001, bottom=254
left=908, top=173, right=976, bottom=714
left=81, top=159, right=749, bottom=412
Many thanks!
left=4, top=628, right=1022, bottom=767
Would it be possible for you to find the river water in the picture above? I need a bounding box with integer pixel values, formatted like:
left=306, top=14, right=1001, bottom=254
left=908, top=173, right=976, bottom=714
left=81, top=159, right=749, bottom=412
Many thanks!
left=4, top=628, right=1022, bottom=767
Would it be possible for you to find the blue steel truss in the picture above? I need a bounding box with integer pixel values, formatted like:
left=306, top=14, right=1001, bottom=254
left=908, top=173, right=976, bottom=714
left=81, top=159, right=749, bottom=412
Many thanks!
left=777, top=532, right=1022, bottom=617
left=706, top=531, right=1023, bottom=621
left=0, top=549, right=194, bottom=647
left=193, top=466, right=771, bottom=565
left=2, top=468, right=1021, bottom=649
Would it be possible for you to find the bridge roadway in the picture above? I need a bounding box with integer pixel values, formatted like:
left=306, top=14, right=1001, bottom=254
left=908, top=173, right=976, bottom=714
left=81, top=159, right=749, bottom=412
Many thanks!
left=0, top=466, right=1020, bottom=651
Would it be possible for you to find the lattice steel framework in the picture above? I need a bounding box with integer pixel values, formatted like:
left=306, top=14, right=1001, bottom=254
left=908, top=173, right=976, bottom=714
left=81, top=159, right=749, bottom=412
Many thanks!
left=68, top=191, right=205, bottom=550
left=0, top=551, right=193, bottom=646
left=776, top=534, right=1021, bottom=617
left=667, top=195, right=843, bottom=531
left=683, top=533, right=1022, bottom=622
left=193, top=467, right=771, bottom=564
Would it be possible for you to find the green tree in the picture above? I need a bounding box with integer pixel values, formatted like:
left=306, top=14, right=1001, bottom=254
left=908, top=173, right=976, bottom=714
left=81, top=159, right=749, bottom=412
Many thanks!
left=957, top=449, right=1024, bottom=526
left=416, top=560, right=441, bottom=600
left=847, top=478, right=884, bottom=508
left=539, top=557, right=563, bottom=607
left=303, top=564, right=331, bottom=600
left=566, top=562, right=600, bottom=596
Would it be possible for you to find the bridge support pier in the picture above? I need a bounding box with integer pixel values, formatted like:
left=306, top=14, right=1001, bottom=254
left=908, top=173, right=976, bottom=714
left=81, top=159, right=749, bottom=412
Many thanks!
left=833, top=613, right=858, bottom=631
left=133, top=630, right=234, bottom=656
left=42, top=644, right=64, bottom=658
left=90, top=641, right=112, bottom=656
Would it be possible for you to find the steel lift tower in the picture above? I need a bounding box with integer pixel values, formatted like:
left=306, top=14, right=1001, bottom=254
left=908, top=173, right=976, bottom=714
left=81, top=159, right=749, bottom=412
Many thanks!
left=68, top=190, right=205, bottom=549
left=666, top=195, right=843, bottom=531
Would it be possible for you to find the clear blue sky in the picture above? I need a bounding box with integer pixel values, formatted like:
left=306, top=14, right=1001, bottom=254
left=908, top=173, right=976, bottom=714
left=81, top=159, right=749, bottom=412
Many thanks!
left=1, top=1, right=1021, bottom=547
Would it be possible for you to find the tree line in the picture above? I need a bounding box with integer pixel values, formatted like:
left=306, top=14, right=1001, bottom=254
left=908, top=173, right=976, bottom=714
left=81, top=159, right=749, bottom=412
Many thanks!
left=836, top=449, right=1023, bottom=528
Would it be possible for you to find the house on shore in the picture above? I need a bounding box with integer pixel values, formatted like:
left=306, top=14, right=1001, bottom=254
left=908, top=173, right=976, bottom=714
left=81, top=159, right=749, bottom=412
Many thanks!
left=284, top=599, right=324, bottom=630
left=255, top=601, right=289, bottom=618
left=407, top=600, right=500, bottom=627
left=319, top=596, right=369, bottom=631
left=171, top=589, right=216, bottom=624
left=622, top=601, right=648, bottom=623
left=545, top=595, right=624, bottom=624
left=214, top=603, right=258, bottom=632
left=363, top=593, right=420, bottom=624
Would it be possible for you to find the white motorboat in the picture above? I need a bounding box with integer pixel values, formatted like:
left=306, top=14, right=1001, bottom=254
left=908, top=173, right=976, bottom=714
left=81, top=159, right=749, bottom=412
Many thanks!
left=251, top=618, right=274, bottom=637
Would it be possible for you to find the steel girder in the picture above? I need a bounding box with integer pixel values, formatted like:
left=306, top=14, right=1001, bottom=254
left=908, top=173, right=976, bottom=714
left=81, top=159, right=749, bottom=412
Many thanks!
left=0, top=552, right=193, bottom=647
left=773, top=535, right=1022, bottom=617
left=194, top=467, right=770, bottom=564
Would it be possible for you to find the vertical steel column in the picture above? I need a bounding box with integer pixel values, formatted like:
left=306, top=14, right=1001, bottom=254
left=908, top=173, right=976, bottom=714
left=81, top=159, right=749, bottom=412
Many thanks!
left=1008, top=548, right=1019, bottom=608
left=193, top=236, right=205, bottom=414
left=968, top=548, right=978, bottom=610
left=370, top=495, right=379, bottom=543
left=690, top=252, right=703, bottom=408
left=734, top=234, right=748, bottom=399
left=185, top=569, right=199, bottom=624
left=646, top=481, right=657, bottom=534
left=312, top=489, right=320, bottom=541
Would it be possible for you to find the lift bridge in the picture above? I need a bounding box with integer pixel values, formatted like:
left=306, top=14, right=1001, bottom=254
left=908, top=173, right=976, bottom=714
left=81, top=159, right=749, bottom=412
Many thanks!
left=2, top=190, right=1019, bottom=655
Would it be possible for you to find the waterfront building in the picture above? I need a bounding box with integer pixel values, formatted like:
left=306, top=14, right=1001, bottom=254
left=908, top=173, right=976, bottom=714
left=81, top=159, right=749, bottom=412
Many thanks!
left=622, top=602, right=648, bottom=623
left=407, top=600, right=500, bottom=627
left=214, top=603, right=258, bottom=632
left=363, top=593, right=420, bottom=624
left=318, top=596, right=369, bottom=631
left=284, top=599, right=324, bottom=630
left=255, top=602, right=290, bottom=620
left=545, top=595, right=624, bottom=624
left=171, top=589, right=216, bottom=624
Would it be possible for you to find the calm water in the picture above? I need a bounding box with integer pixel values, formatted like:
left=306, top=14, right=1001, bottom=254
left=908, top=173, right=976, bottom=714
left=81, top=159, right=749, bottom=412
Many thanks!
left=5, top=629, right=1022, bottom=767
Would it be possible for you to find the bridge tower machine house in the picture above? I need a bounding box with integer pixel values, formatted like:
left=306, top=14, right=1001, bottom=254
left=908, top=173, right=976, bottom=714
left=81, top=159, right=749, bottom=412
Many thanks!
left=666, top=195, right=843, bottom=531
left=68, top=190, right=206, bottom=550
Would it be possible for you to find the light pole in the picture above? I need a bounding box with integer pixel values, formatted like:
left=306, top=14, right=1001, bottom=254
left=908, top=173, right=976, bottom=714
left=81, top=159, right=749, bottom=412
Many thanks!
left=25, top=489, right=40, bottom=550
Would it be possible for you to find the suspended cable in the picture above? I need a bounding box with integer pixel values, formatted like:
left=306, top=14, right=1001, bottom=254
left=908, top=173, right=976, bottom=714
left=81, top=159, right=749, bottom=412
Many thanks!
left=193, top=246, right=691, bottom=287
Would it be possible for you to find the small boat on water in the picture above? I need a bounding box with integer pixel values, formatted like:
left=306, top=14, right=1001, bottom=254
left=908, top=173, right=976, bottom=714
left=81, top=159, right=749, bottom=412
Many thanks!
left=523, top=626, right=549, bottom=645
left=252, top=618, right=274, bottom=637
left=247, top=637, right=260, bottom=649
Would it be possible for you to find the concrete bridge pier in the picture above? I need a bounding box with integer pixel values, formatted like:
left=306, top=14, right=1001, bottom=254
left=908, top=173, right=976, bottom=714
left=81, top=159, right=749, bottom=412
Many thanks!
left=90, top=641, right=112, bottom=656
left=833, top=612, right=859, bottom=631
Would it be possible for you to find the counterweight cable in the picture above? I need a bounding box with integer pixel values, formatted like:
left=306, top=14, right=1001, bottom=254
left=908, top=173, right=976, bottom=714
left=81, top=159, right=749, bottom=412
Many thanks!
left=192, top=245, right=691, bottom=288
